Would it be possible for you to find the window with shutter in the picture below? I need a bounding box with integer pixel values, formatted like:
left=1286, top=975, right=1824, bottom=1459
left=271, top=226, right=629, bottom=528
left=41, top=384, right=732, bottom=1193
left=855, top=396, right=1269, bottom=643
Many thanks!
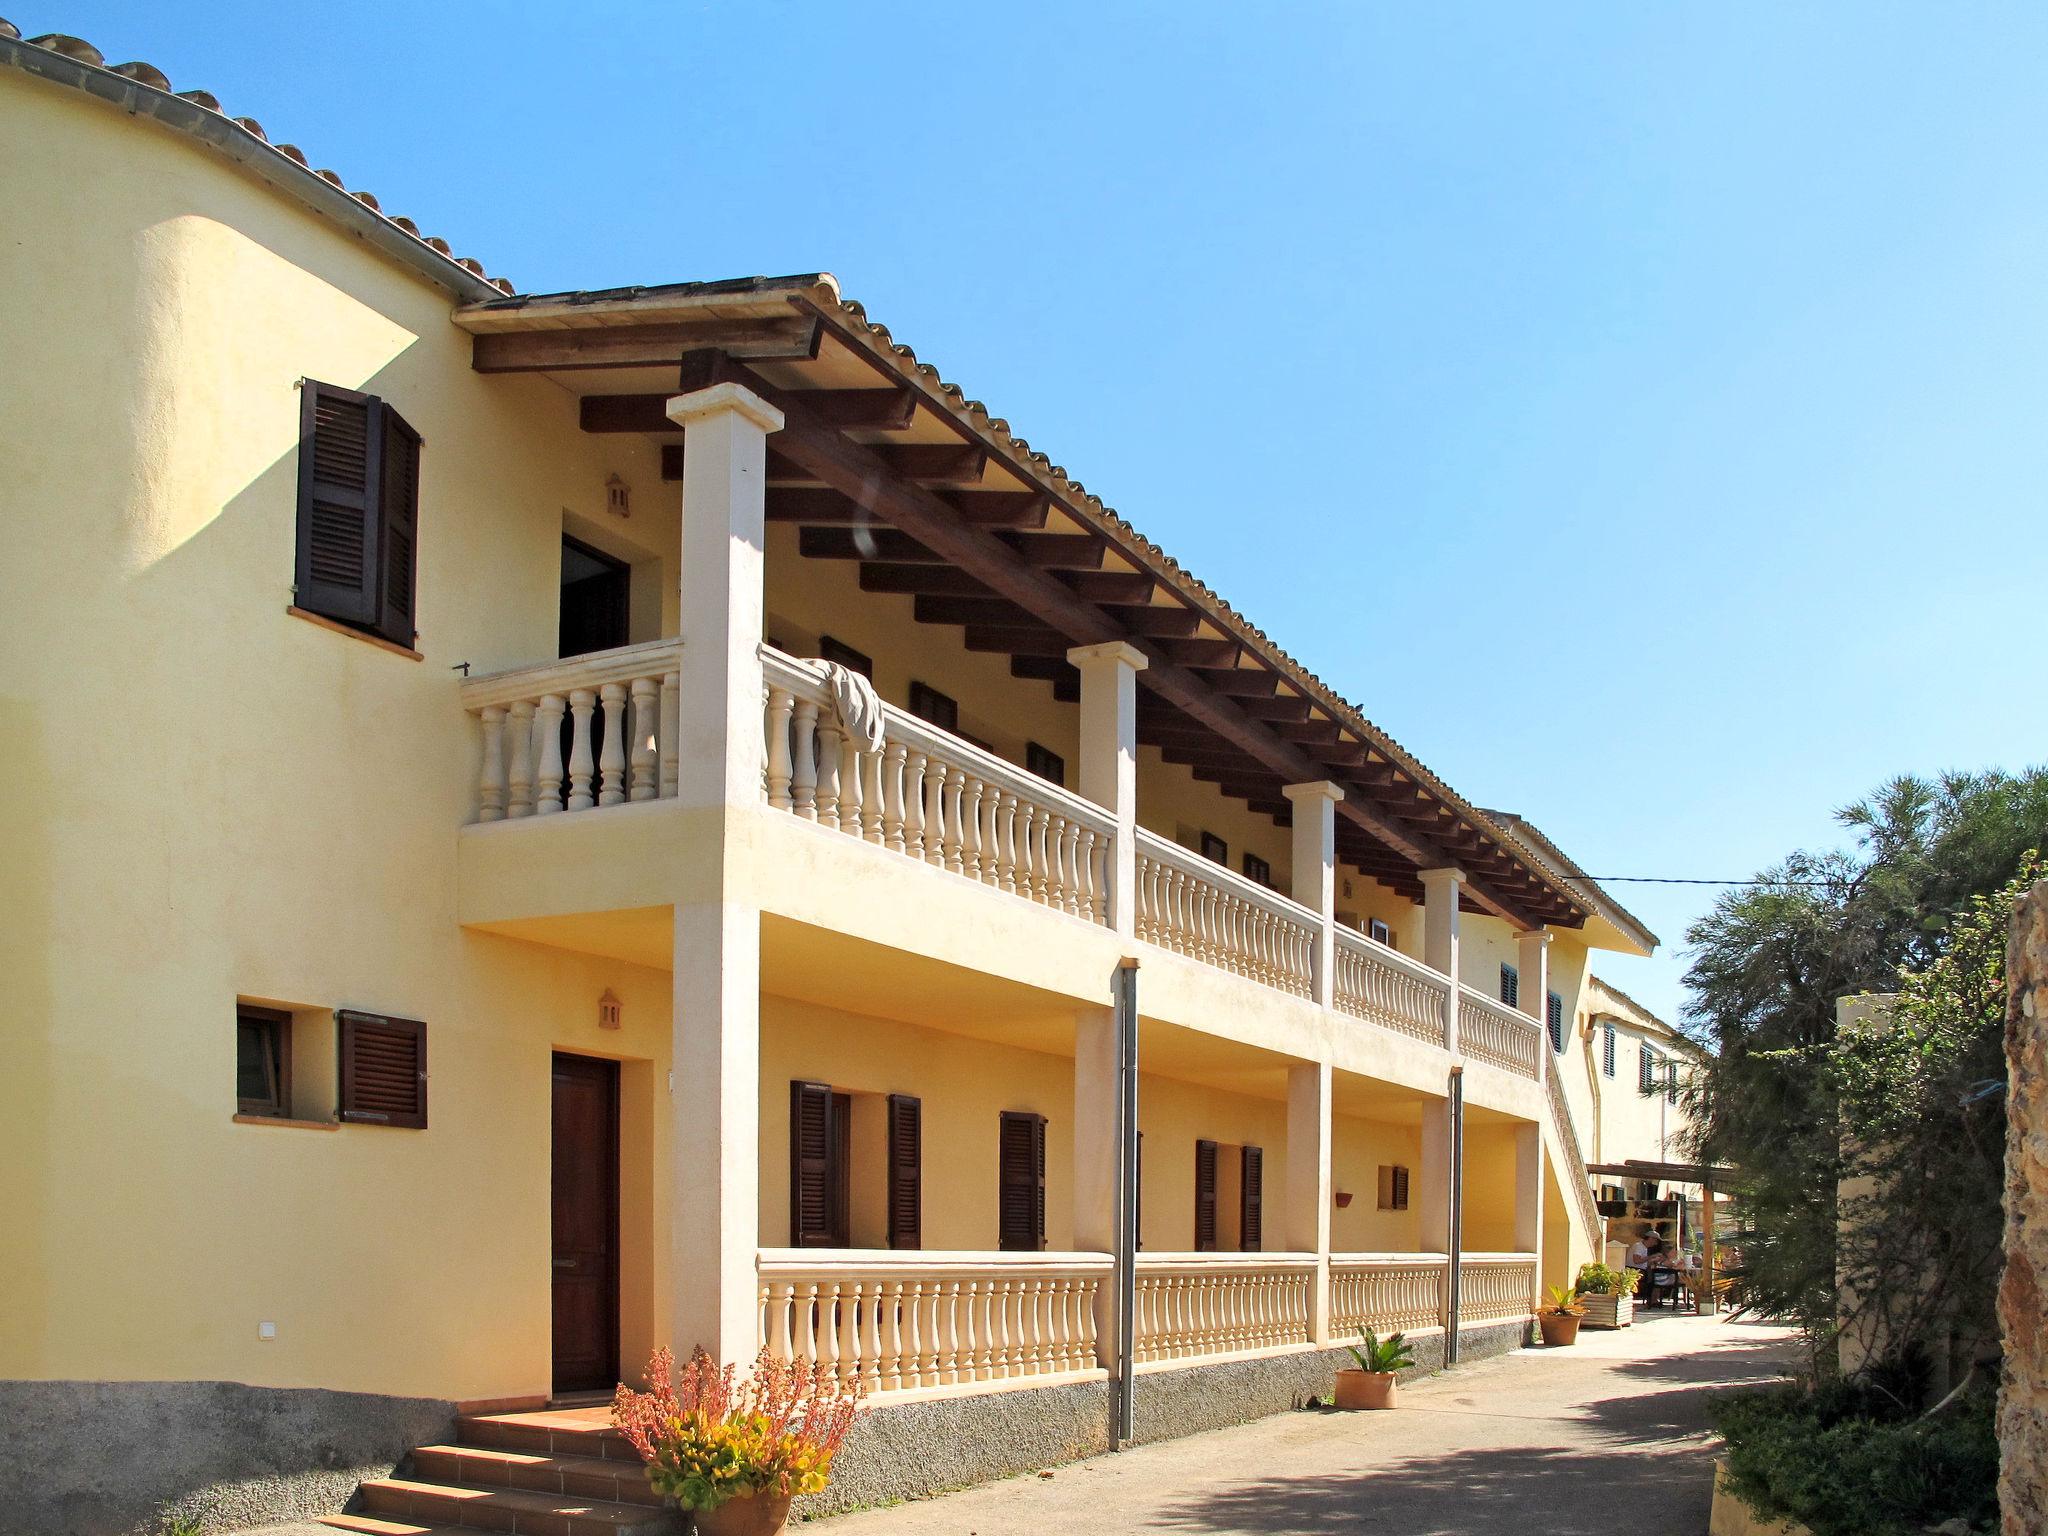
left=294, top=381, right=421, bottom=648
left=1602, top=1022, right=1617, bottom=1077
left=1547, top=991, right=1565, bottom=1054
left=236, top=1004, right=292, bottom=1117
left=1499, top=964, right=1519, bottom=1008
left=1639, top=1045, right=1657, bottom=1093
left=1242, top=853, right=1273, bottom=889
left=1194, top=1139, right=1219, bottom=1251
left=337, top=1010, right=426, bottom=1128
left=998, top=1111, right=1046, bottom=1251
left=907, top=682, right=959, bottom=734
left=1368, top=918, right=1393, bottom=947
left=788, top=1081, right=844, bottom=1247
left=1376, top=1163, right=1411, bottom=1211
left=1199, top=832, right=1228, bottom=866
left=1239, top=1144, right=1263, bottom=1252
left=1025, top=742, right=1065, bottom=786
left=887, top=1094, right=921, bottom=1250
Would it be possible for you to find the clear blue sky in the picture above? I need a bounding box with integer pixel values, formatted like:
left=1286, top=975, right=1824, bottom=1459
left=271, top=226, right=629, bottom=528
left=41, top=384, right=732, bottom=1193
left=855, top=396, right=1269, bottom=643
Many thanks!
left=44, top=3, right=2046, bottom=1023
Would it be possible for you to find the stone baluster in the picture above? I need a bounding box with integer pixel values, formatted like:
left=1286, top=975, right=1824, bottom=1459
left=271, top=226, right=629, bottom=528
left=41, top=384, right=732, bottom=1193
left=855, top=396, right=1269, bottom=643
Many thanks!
left=597, top=682, right=628, bottom=806
left=629, top=676, right=659, bottom=801
left=903, top=750, right=927, bottom=856
left=658, top=670, right=680, bottom=799
left=883, top=742, right=907, bottom=852
left=477, top=705, right=507, bottom=822
left=993, top=791, right=1018, bottom=893
left=789, top=699, right=819, bottom=818
left=861, top=745, right=886, bottom=844
left=960, top=775, right=984, bottom=880
left=506, top=699, right=535, bottom=818
left=764, top=687, right=795, bottom=809
left=535, top=694, right=566, bottom=813
left=814, top=717, right=843, bottom=827
left=922, top=757, right=946, bottom=866
left=979, top=783, right=1001, bottom=887
left=943, top=766, right=967, bottom=874
left=566, top=688, right=597, bottom=811
left=838, top=729, right=863, bottom=837
left=1077, top=829, right=1098, bottom=922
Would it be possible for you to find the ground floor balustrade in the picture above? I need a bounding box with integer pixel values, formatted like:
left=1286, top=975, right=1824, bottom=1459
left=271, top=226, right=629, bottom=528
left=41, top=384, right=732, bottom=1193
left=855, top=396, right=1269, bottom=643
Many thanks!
left=755, top=1249, right=1536, bottom=1402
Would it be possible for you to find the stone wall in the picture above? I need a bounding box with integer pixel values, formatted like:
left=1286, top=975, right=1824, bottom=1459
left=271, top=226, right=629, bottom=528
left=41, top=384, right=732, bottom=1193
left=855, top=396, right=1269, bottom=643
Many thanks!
left=2001, top=880, right=2048, bottom=1536
left=0, top=1380, right=454, bottom=1536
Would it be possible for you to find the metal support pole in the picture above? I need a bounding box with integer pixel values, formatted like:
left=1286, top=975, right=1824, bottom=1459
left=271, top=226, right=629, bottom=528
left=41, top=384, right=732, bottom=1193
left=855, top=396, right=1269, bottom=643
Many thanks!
left=1111, top=957, right=1140, bottom=1446
left=1445, top=1065, right=1466, bottom=1364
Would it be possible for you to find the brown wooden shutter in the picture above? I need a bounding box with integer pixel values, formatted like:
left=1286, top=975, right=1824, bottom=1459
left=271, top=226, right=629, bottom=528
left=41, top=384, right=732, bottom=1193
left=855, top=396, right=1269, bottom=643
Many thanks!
left=887, top=1094, right=921, bottom=1250
left=998, top=1111, right=1046, bottom=1251
left=1194, top=1139, right=1219, bottom=1251
left=296, top=382, right=382, bottom=627
left=376, top=405, right=421, bottom=646
left=789, top=1080, right=835, bottom=1247
left=336, top=1011, right=426, bottom=1128
left=1240, top=1144, right=1264, bottom=1252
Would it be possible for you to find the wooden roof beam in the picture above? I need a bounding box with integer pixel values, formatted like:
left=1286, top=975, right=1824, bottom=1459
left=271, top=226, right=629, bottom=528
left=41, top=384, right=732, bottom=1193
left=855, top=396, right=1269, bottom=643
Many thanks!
left=582, top=386, right=916, bottom=434
left=473, top=316, right=820, bottom=372
left=770, top=487, right=1049, bottom=529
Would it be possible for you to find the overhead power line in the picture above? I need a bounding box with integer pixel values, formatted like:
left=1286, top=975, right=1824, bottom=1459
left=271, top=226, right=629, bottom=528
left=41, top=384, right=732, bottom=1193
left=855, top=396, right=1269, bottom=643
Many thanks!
left=1582, top=876, right=1836, bottom=887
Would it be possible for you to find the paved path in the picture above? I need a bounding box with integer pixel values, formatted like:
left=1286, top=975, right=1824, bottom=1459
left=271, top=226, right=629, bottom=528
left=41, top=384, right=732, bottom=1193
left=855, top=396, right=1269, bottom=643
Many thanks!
left=815, top=1314, right=1799, bottom=1536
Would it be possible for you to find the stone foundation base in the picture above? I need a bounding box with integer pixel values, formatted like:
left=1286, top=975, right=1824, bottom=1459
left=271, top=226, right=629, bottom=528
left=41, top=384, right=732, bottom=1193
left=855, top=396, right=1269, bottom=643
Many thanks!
left=803, top=1316, right=1531, bottom=1516
left=0, top=1380, right=455, bottom=1536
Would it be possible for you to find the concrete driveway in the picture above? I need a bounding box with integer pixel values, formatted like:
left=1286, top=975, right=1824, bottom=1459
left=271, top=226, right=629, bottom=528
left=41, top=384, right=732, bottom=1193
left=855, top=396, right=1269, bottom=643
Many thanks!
left=812, top=1313, right=1800, bottom=1535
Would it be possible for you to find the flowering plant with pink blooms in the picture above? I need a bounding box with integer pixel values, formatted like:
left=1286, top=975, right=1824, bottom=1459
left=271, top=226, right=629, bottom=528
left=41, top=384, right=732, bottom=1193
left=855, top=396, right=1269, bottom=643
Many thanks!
left=612, top=1347, right=863, bottom=1512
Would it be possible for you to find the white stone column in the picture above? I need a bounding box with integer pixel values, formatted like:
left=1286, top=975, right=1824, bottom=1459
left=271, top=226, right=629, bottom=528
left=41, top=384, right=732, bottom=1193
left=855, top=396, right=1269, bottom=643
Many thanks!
left=665, top=382, right=783, bottom=1367
left=1074, top=1007, right=1119, bottom=1358
left=1067, top=641, right=1147, bottom=938
left=1518, top=928, right=1552, bottom=1082
left=1420, top=867, right=1466, bottom=1055
left=1286, top=1060, right=1333, bottom=1344
left=1514, top=1122, right=1544, bottom=1308
left=1418, top=1098, right=1454, bottom=1257
left=1283, top=782, right=1343, bottom=1009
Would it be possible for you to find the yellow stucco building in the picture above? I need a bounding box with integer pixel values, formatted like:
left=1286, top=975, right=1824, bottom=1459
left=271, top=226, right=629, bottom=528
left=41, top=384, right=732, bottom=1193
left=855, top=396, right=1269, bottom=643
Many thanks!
left=0, top=23, right=1664, bottom=1534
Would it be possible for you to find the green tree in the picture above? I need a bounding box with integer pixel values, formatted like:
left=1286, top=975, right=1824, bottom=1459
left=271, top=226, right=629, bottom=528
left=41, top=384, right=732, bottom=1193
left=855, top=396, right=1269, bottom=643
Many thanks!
left=1680, top=767, right=2048, bottom=1372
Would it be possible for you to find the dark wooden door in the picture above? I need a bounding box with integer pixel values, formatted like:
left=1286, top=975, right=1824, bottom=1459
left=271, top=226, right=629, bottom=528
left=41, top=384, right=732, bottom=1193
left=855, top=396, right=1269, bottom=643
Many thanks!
left=559, top=535, right=629, bottom=658
left=551, top=1053, right=619, bottom=1395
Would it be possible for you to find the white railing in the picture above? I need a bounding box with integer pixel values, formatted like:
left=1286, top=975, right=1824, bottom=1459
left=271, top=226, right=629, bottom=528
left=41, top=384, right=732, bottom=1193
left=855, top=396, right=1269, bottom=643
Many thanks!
left=1133, top=830, right=1318, bottom=998
left=1329, top=1253, right=1450, bottom=1337
left=1546, top=1064, right=1603, bottom=1244
left=1458, top=986, right=1542, bottom=1079
left=1332, top=928, right=1451, bottom=1047
left=1458, top=1253, right=1539, bottom=1322
left=756, top=1250, right=1111, bottom=1396
left=761, top=648, right=1117, bottom=926
left=1131, top=1254, right=1316, bottom=1362
left=462, top=639, right=682, bottom=820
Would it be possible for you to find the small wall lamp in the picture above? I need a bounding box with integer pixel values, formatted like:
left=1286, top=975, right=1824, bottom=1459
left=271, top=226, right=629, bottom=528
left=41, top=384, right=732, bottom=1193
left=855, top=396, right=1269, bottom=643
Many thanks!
left=598, top=988, right=622, bottom=1031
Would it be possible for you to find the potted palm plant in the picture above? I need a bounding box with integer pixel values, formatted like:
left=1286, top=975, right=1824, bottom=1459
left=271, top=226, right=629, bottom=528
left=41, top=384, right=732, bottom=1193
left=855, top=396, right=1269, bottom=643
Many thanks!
left=613, top=1346, right=863, bottom=1536
left=1575, top=1262, right=1639, bottom=1329
left=1333, top=1329, right=1415, bottom=1410
left=1536, top=1284, right=1585, bottom=1346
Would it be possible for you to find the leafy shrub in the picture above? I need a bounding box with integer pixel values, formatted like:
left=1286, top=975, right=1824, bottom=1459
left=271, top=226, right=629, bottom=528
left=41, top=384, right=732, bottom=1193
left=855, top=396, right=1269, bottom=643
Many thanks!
left=1575, top=1262, right=1639, bottom=1297
left=1711, top=1383, right=1997, bottom=1536
left=1346, top=1329, right=1415, bottom=1373
left=613, top=1346, right=863, bottom=1512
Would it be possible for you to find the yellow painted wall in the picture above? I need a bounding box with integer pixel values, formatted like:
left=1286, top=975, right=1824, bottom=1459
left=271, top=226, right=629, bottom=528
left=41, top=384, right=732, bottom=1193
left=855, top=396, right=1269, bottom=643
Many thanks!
left=0, top=75, right=674, bottom=1400
left=1461, top=1122, right=1523, bottom=1251
left=1330, top=1115, right=1424, bottom=1250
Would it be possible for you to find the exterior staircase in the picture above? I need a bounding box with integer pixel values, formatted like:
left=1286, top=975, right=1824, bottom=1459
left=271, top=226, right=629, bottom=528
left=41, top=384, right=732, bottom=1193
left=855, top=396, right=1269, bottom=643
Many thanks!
left=320, top=1409, right=675, bottom=1536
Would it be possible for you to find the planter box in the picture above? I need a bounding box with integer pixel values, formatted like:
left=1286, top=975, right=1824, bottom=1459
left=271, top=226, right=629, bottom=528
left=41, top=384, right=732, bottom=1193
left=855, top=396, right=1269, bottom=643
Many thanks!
left=1333, top=1368, right=1397, bottom=1410
left=1580, top=1293, right=1632, bottom=1329
left=1710, top=1460, right=1814, bottom=1536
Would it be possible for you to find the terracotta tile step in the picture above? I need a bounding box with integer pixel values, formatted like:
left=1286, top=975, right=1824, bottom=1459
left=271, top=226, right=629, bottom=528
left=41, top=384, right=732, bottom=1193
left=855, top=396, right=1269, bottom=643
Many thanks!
left=411, top=1445, right=662, bottom=1507
left=357, top=1476, right=673, bottom=1536
left=457, top=1413, right=640, bottom=1462
left=318, top=1516, right=475, bottom=1536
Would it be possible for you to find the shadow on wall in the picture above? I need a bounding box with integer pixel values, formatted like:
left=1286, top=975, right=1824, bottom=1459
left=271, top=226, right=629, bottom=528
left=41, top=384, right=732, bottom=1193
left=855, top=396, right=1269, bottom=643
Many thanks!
left=0, top=698, right=51, bottom=1377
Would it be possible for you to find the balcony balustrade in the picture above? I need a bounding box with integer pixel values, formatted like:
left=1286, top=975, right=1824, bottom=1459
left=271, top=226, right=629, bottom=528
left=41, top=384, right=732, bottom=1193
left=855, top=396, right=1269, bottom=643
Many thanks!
left=1133, top=831, right=1318, bottom=998
left=761, top=647, right=1116, bottom=926
left=1457, top=986, right=1544, bottom=1078
left=757, top=1249, right=1533, bottom=1399
left=462, top=639, right=683, bottom=818
left=1332, top=927, right=1451, bottom=1049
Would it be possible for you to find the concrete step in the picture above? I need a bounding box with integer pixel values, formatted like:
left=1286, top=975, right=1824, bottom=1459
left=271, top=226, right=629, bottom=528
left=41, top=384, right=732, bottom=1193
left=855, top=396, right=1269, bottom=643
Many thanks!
left=456, top=1412, right=640, bottom=1464
left=411, top=1444, right=661, bottom=1507
left=357, top=1475, right=672, bottom=1536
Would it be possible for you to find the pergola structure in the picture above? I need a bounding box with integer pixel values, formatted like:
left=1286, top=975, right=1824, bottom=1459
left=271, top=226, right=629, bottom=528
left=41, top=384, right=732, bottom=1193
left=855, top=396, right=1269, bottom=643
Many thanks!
left=455, top=275, right=1594, bottom=929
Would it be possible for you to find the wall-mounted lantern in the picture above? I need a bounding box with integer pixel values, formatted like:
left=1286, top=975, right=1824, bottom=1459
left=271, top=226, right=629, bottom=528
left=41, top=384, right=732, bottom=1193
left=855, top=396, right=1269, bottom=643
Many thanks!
left=598, top=988, right=622, bottom=1031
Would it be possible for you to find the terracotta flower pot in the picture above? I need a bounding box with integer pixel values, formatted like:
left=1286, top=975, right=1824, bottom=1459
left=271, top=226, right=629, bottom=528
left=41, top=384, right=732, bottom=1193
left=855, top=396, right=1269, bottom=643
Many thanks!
left=693, top=1492, right=793, bottom=1536
left=1538, top=1311, right=1583, bottom=1347
left=1333, top=1368, right=1398, bottom=1410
